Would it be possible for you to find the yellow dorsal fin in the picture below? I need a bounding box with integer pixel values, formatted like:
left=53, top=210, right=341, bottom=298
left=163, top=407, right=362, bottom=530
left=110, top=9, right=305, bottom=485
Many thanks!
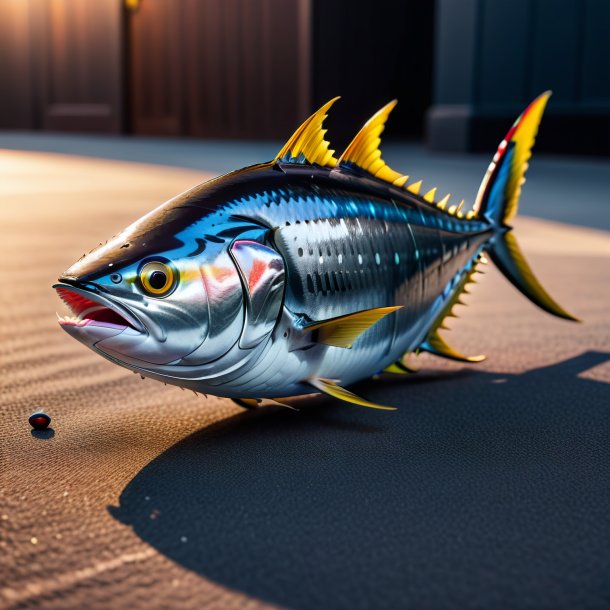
left=305, top=306, right=403, bottom=349
left=337, top=100, right=407, bottom=185
left=308, top=378, right=396, bottom=411
left=274, top=97, right=340, bottom=167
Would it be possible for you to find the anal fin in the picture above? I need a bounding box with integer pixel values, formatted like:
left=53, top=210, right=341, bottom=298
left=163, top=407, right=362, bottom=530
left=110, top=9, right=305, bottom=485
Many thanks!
left=421, top=331, right=485, bottom=363
left=420, top=256, right=487, bottom=364
left=232, top=397, right=299, bottom=411
left=308, top=378, right=396, bottom=411
left=305, top=306, right=403, bottom=349
left=232, top=398, right=258, bottom=409
left=383, top=360, right=418, bottom=374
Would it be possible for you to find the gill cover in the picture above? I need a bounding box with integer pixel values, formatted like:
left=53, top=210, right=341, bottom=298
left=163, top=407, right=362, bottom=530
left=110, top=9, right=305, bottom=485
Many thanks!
left=229, top=240, right=286, bottom=349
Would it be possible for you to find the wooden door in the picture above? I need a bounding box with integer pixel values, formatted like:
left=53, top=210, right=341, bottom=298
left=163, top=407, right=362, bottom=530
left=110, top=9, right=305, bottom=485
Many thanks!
left=127, top=0, right=183, bottom=135
left=33, top=0, right=124, bottom=132
left=182, top=0, right=311, bottom=139
left=0, top=0, right=36, bottom=129
left=128, top=0, right=311, bottom=138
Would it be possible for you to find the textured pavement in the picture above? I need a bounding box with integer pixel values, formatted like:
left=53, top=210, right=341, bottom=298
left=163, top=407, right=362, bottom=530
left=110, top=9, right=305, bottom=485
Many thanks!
left=1, top=150, right=609, bottom=610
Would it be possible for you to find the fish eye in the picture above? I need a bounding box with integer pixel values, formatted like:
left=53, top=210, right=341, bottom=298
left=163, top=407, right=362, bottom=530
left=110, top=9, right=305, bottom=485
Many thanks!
left=139, top=261, right=176, bottom=297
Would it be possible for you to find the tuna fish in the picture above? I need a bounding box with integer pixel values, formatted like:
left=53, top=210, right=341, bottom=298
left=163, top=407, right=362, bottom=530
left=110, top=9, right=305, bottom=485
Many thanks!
left=54, top=92, right=577, bottom=410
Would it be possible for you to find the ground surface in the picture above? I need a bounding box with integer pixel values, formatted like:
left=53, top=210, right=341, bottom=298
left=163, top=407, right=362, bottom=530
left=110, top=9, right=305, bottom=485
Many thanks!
left=1, top=146, right=609, bottom=610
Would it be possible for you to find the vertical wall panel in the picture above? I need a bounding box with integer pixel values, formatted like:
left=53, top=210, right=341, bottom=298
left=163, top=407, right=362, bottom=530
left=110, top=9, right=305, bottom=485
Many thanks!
left=182, top=0, right=310, bottom=139
left=128, top=0, right=183, bottom=135
left=0, top=0, right=35, bottom=128
left=530, top=0, right=581, bottom=104
left=428, top=0, right=610, bottom=153
left=35, top=0, right=123, bottom=132
left=433, top=0, right=479, bottom=106
left=477, top=0, right=531, bottom=107
left=581, top=0, right=610, bottom=104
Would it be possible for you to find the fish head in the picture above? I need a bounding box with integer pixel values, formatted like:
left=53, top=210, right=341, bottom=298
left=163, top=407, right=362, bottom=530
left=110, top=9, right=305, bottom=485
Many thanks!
left=54, top=194, right=286, bottom=377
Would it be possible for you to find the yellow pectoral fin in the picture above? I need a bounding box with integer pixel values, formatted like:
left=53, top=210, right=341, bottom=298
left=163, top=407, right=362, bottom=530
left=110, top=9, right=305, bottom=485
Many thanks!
left=308, top=378, right=396, bottom=411
left=305, top=306, right=403, bottom=349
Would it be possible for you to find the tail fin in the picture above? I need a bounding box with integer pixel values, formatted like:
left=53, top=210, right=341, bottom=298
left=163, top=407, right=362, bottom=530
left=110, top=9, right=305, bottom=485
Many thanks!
left=475, top=91, right=579, bottom=322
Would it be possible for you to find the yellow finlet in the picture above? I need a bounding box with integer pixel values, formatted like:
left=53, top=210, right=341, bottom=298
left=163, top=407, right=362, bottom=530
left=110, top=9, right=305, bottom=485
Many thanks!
left=337, top=100, right=408, bottom=185
left=308, top=378, right=396, bottom=411
left=305, top=306, right=403, bottom=349
left=423, top=187, right=437, bottom=203
left=274, top=97, right=340, bottom=167
left=393, top=175, right=409, bottom=187
left=407, top=180, right=422, bottom=194
left=437, top=194, right=451, bottom=210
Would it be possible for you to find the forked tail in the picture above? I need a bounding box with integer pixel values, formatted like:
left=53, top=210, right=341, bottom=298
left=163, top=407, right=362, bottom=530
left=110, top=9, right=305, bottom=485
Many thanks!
left=475, top=91, right=579, bottom=322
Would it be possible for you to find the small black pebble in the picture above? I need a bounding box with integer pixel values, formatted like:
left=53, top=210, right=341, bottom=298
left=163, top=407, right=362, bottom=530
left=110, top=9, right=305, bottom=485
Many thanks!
left=29, top=412, right=51, bottom=431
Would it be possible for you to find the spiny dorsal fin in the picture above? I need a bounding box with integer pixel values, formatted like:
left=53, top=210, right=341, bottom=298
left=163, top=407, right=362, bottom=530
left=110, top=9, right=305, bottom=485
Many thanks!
left=274, top=97, right=340, bottom=167
left=420, top=259, right=486, bottom=362
left=338, top=100, right=407, bottom=185
left=308, top=378, right=396, bottom=411
left=305, top=306, right=403, bottom=349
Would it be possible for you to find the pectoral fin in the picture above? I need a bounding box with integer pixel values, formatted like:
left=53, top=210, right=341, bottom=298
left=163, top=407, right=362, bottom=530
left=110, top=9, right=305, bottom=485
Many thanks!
left=305, top=306, right=403, bottom=348
left=308, top=378, right=396, bottom=411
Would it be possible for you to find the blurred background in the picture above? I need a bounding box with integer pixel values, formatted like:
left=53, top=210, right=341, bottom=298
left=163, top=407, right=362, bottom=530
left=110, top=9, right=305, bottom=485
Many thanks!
left=2, top=3, right=610, bottom=609
left=1, top=0, right=609, bottom=154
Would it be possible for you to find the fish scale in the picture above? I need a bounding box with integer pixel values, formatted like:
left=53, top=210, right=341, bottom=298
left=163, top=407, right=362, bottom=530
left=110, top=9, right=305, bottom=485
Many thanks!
left=54, top=92, right=578, bottom=410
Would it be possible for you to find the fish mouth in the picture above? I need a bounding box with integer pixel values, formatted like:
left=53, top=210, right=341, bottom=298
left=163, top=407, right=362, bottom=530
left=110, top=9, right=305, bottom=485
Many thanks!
left=53, top=283, right=144, bottom=333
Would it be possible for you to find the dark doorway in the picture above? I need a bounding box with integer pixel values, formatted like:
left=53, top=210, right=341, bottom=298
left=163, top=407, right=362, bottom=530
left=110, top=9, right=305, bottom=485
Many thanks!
left=312, top=0, right=436, bottom=151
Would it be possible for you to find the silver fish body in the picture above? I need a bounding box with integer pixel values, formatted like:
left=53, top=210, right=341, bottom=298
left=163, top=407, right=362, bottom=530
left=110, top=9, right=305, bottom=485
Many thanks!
left=55, top=94, right=577, bottom=409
